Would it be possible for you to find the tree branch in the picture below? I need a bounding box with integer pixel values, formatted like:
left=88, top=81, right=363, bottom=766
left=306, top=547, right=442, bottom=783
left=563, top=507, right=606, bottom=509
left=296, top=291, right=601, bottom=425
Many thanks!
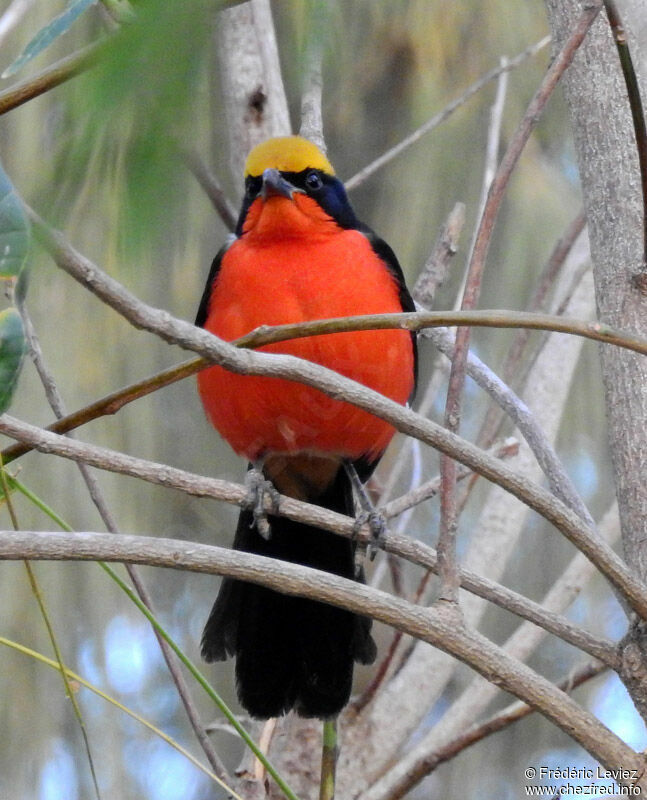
left=4, top=303, right=647, bottom=467
left=375, top=660, right=607, bottom=796
left=20, top=210, right=647, bottom=620
left=0, top=414, right=621, bottom=669
left=0, top=529, right=643, bottom=790
left=344, top=36, right=551, bottom=191
left=0, top=39, right=107, bottom=117
left=438, top=1, right=601, bottom=602
left=366, top=500, right=620, bottom=800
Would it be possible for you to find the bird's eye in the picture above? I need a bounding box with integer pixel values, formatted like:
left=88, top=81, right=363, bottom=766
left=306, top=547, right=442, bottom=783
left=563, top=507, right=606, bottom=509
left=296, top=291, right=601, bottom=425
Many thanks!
left=305, top=171, right=323, bottom=192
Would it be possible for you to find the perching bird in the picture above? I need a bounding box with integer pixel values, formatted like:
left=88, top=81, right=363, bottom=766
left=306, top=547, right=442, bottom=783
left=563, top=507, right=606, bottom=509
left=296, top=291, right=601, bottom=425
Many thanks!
left=196, top=135, right=417, bottom=719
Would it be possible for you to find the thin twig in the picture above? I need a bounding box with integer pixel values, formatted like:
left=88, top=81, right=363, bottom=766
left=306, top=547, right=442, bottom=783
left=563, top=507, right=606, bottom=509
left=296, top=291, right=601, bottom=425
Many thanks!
left=474, top=209, right=587, bottom=453
left=379, top=204, right=466, bottom=518
left=602, top=0, right=647, bottom=264
left=462, top=6, right=599, bottom=315
left=438, top=4, right=601, bottom=604
left=344, top=36, right=551, bottom=191
left=505, top=210, right=587, bottom=383
left=182, top=148, right=238, bottom=232
left=429, top=326, right=594, bottom=525
left=438, top=55, right=510, bottom=603
left=452, top=56, right=509, bottom=311
left=5, top=300, right=647, bottom=467
left=382, top=439, right=518, bottom=520
left=413, top=202, right=466, bottom=311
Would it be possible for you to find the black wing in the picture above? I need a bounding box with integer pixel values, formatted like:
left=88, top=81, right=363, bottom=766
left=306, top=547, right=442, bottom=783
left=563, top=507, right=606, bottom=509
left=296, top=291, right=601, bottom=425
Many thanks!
left=195, top=240, right=232, bottom=328
left=357, top=222, right=418, bottom=395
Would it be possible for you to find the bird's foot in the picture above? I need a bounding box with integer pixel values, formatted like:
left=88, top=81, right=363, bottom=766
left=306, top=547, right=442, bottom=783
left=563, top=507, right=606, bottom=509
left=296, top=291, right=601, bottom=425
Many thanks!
left=353, top=509, right=388, bottom=561
left=345, top=462, right=388, bottom=560
left=244, top=465, right=281, bottom=541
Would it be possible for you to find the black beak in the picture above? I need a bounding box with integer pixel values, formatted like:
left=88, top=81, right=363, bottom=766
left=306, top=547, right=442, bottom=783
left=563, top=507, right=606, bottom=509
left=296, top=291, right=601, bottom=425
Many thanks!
left=262, top=168, right=297, bottom=200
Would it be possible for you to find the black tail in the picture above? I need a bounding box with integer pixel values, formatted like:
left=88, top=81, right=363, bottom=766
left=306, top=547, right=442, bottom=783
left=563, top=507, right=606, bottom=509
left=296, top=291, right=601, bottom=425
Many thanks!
left=201, top=465, right=376, bottom=719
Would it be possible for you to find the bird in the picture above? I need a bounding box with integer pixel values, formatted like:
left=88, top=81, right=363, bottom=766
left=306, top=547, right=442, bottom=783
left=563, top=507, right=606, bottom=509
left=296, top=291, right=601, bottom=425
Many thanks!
left=196, top=135, right=417, bottom=719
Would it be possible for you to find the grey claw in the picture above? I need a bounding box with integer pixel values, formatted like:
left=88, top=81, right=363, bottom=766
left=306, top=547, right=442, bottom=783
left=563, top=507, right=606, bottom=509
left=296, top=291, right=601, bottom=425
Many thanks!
left=244, top=467, right=280, bottom=540
left=353, top=509, right=387, bottom=561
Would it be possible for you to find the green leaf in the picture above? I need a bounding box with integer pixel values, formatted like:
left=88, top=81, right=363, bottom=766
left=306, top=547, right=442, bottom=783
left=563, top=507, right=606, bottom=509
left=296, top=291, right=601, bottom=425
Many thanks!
left=2, top=0, right=98, bottom=79
left=0, top=163, right=30, bottom=279
left=0, top=308, right=26, bottom=414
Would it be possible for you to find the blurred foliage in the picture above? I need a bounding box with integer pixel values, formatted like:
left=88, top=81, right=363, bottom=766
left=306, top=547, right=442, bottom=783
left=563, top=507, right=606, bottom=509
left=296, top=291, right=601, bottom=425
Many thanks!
left=0, top=158, right=30, bottom=278
left=0, top=0, right=625, bottom=798
left=0, top=307, right=26, bottom=413
left=2, top=0, right=97, bottom=79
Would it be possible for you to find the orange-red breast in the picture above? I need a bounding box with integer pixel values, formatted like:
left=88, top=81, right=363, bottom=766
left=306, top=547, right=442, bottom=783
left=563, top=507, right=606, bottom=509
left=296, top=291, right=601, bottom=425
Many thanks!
left=197, top=136, right=416, bottom=718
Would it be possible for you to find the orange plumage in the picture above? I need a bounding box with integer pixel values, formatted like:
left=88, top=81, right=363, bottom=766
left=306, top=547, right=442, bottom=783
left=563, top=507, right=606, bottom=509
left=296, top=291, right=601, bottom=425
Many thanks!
left=198, top=193, right=414, bottom=462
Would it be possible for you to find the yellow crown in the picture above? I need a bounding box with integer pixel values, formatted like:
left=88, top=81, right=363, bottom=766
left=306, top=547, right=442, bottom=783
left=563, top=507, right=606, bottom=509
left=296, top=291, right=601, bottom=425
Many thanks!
left=244, top=136, right=335, bottom=178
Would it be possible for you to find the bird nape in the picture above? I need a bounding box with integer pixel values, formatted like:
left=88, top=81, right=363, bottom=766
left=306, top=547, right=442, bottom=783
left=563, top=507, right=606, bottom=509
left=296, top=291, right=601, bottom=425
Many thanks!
left=196, top=135, right=417, bottom=719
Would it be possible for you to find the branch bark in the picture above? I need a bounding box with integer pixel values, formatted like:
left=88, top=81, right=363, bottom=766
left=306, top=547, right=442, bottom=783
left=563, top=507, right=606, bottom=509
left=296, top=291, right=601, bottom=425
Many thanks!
left=22, top=214, right=647, bottom=625
left=217, top=0, right=291, bottom=182
left=0, top=529, right=644, bottom=791
left=543, top=2, right=647, bottom=581
left=0, top=413, right=618, bottom=668
left=545, top=0, right=647, bottom=729
left=22, top=213, right=647, bottom=625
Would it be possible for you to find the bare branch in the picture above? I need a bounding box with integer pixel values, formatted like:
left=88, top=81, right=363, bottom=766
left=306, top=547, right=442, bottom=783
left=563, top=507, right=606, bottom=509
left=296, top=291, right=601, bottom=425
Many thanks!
left=438, top=3, right=602, bottom=603
left=344, top=37, right=551, bottom=191
left=381, top=439, right=518, bottom=519
left=22, top=211, right=647, bottom=619
left=0, top=528, right=643, bottom=790
left=0, top=414, right=619, bottom=667
left=377, top=660, right=607, bottom=793
left=182, top=148, right=238, bottom=231
left=5, top=294, right=647, bottom=467
left=344, top=249, right=602, bottom=792
left=413, top=202, right=466, bottom=308
left=366, top=500, right=620, bottom=800
left=437, top=60, right=510, bottom=603
left=476, top=210, right=588, bottom=451
left=429, top=325, right=594, bottom=525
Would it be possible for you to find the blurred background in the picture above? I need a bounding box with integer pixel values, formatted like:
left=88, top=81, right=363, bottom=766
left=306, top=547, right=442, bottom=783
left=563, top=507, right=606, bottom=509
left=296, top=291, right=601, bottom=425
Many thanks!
left=0, top=1, right=643, bottom=798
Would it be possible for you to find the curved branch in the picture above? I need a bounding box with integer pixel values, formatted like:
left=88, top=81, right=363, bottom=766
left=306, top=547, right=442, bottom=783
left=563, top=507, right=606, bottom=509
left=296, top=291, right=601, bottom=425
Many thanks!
left=429, top=326, right=594, bottom=524
left=0, top=414, right=621, bottom=669
left=234, top=309, right=647, bottom=357
left=24, top=212, right=647, bottom=620
left=0, top=529, right=643, bottom=788
left=4, top=299, right=647, bottom=466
